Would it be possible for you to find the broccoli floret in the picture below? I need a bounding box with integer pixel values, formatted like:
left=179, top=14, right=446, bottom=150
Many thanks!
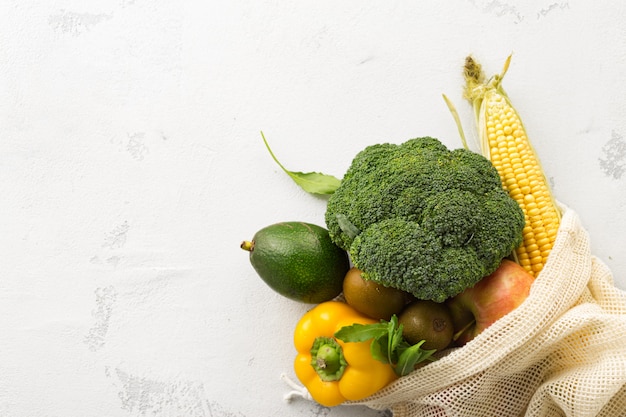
left=325, top=137, right=525, bottom=302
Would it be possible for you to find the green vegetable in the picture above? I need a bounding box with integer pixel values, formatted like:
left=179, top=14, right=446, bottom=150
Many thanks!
left=325, top=137, right=525, bottom=302
left=240, top=222, right=349, bottom=303
left=334, top=315, right=436, bottom=376
left=261, top=132, right=341, bottom=195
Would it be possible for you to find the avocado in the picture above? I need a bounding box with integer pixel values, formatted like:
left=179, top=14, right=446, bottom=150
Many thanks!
left=241, top=222, right=349, bottom=303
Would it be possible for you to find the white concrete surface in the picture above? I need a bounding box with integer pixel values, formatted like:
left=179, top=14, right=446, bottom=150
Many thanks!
left=2, top=1, right=625, bottom=416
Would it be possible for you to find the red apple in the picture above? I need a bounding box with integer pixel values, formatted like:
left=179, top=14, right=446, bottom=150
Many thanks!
left=446, top=259, right=534, bottom=346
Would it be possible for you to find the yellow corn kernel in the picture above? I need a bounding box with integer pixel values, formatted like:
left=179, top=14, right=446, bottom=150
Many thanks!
left=464, top=55, right=561, bottom=277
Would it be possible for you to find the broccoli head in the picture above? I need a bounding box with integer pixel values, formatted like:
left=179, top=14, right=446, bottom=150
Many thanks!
left=324, top=137, right=525, bottom=302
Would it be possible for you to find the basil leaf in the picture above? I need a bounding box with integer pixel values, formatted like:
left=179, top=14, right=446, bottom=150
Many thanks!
left=261, top=132, right=341, bottom=195
left=334, top=322, right=389, bottom=343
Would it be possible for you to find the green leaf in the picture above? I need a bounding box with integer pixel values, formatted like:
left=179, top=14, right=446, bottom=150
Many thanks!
left=394, top=341, right=437, bottom=377
left=334, top=322, right=389, bottom=343
left=335, top=315, right=439, bottom=371
left=261, top=132, right=341, bottom=195
left=335, top=321, right=397, bottom=364
left=335, top=214, right=361, bottom=239
left=387, top=320, right=405, bottom=364
left=370, top=333, right=391, bottom=364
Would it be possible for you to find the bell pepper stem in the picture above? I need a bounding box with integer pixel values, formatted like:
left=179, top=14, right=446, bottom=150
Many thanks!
left=310, top=337, right=347, bottom=382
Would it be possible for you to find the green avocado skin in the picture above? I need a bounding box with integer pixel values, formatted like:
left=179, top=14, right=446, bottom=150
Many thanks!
left=249, top=222, right=350, bottom=304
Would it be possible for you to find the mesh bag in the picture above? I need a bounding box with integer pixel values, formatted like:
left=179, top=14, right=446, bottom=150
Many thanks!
left=352, top=204, right=626, bottom=417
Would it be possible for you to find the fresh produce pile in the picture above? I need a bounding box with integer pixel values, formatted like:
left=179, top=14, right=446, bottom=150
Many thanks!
left=240, top=56, right=626, bottom=413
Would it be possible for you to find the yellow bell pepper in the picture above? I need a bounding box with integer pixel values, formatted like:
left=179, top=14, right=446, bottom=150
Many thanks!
left=293, top=301, right=398, bottom=407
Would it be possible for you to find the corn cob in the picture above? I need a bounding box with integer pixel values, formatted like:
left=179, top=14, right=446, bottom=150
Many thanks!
left=463, top=55, right=561, bottom=277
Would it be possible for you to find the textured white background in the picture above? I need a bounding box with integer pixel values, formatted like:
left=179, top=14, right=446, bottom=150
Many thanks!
left=2, top=1, right=626, bottom=416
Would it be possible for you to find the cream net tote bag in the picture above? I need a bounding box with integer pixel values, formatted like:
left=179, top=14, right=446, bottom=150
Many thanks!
left=354, top=204, right=626, bottom=417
